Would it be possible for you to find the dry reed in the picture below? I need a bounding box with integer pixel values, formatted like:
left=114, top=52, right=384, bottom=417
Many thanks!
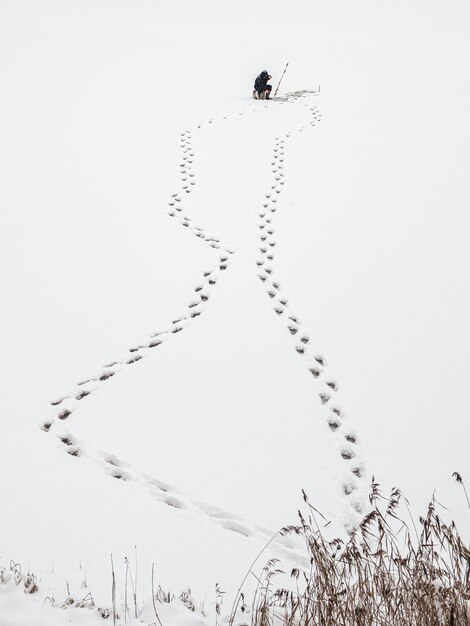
left=246, top=480, right=470, bottom=626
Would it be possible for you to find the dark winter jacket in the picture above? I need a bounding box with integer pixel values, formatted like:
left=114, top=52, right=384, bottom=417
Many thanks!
left=254, top=71, right=269, bottom=92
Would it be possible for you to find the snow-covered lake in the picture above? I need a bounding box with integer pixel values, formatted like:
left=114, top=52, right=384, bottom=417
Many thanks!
left=1, top=1, right=469, bottom=623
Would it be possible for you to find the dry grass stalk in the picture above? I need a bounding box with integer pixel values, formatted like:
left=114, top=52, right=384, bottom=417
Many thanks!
left=247, top=480, right=470, bottom=626
left=152, top=562, right=164, bottom=626
left=110, top=554, right=117, bottom=626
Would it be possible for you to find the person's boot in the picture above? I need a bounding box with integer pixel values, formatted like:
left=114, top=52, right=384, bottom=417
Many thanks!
left=259, top=91, right=265, bottom=100
left=265, top=91, right=271, bottom=100
left=252, top=90, right=258, bottom=100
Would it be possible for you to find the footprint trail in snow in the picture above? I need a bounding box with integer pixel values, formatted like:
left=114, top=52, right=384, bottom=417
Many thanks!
left=40, top=93, right=367, bottom=558
left=255, top=95, right=366, bottom=523
left=39, top=103, right=308, bottom=562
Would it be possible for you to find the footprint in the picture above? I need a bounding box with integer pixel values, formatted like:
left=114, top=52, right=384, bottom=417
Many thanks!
left=76, top=390, right=90, bottom=401
left=105, top=455, right=120, bottom=467
left=77, top=378, right=95, bottom=386
left=51, top=397, right=66, bottom=407
left=221, top=520, right=251, bottom=537
left=165, top=496, right=185, bottom=509
left=59, top=435, right=74, bottom=446
left=111, top=469, right=129, bottom=481
left=127, top=355, right=143, bottom=365
left=309, top=367, right=321, bottom=377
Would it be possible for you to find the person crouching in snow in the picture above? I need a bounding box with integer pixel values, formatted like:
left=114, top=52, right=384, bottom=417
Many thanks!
left=253, top=70, right=272, bottom=100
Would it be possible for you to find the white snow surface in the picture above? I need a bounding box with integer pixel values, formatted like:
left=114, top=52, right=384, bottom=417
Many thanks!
left=1, top=0, right=470, bottom=624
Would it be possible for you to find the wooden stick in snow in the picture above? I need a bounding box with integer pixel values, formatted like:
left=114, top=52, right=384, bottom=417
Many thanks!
left=274, top=62, right=289, bottom=96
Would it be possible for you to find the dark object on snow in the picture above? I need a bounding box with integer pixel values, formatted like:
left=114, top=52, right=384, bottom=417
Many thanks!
left=253, top=70, right=272, bottom=100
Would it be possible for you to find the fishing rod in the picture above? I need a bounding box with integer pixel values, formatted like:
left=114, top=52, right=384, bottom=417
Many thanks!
left=274, top=62, right=289, bottom=97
